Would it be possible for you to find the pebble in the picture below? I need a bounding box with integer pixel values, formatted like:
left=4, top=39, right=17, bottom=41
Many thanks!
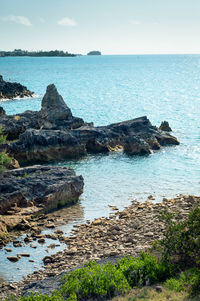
left=1, top=195, right=200, bottom=300
left=7, top=256, right=20, bottom=262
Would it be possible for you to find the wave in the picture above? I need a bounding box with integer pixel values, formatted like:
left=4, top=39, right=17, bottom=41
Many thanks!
left=0, top=94, right=41, bottom=102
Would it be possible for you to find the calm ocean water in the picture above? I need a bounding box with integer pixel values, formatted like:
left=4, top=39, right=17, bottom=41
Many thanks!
left=0, top=55, right=200, bottom=281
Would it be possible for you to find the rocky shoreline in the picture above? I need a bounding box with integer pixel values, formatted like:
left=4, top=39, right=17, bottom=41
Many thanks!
left=0, top=165, right=84, bottom=246
left=0, top=194, right=199, bottom=300
left=0, top=75, right=33, bottom=100
left=0, top=82, right=183, bottom=300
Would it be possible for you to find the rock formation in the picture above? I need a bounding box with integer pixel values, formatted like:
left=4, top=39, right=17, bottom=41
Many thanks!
left=0, top=84, right=179, bottom=165
left=0, top=106, right=5, bottom=116
left=39, top=84, right=84, bottom=130
left=0, top=84, right=84, bottom=140
left=0, top=75, right=33, bottom=100
left=159, top=121, right=172, bottom=132
left=0, top=165, right=84, bottom=214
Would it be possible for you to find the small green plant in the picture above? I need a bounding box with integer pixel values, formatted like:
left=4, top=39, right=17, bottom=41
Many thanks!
left=0, top=126, right=11, bottom=173
left=164, top=277, right=184, bottom=292
left=17, top=172, right=30, bottom=179
left=163, top=268, right=200, bottom=296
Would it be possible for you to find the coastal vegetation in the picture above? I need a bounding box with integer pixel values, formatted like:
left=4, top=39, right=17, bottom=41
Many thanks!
left=0, top=49, right=76, bottom=57
left=87, top=51, right=101, bottom=55
left=5, top=206, right=200, bottom=301
left=0, top=127, right=11, bottom=173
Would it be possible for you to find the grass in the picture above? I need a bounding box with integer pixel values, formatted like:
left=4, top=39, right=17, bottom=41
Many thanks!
left=111, top=286, right=198, bottom=301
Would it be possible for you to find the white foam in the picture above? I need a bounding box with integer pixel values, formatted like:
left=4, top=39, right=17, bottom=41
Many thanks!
left=0, top=94, right=40, bottom=102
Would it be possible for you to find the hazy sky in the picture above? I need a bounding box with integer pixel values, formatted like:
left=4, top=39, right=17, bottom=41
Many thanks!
left=1, top=0, right=200, bottom=54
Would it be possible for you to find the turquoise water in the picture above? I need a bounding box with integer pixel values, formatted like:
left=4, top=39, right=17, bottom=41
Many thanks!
left=0, top=55, right=200, bottom=281
left=1, top=55, right=200, bottom=207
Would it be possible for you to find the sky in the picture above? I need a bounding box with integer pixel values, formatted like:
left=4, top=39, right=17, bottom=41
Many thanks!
left=1, top=0, right=200, bottom=54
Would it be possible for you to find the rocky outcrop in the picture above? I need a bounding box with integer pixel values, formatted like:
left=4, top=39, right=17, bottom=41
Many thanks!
left=0, top=85, right=84, bottom=140
left=159, top=121, right=172, bottom=132
left=1, top=84, right=179, bottom=164
left=8, top=129, right=87, bottom=164
left=0, top=165, right=84, bottom=214
left=39, top=84, right=84, bottom=130
left=0, top=75, right=33, bottom=100
left=40, top=84, right=72, bottom=125
left=0, top=106, right=5, bottom=115
left=7, top=116, right=179, bottom=165
left=0, top=110, right=40, bottom=140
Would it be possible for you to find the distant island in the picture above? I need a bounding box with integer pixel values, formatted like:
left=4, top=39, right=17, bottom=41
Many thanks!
left=0, top=49, right=102, bottom=57
left=0, top=49, right=76, bottom=57
left=87, top=51, right=101, bottom=55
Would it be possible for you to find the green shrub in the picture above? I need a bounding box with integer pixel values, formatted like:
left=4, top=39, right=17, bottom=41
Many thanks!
left=117, top=252, right=173, bottom=287
left=186, top=268, right=200, bottom=296
left=164, top=277, right=184, bottom=292
left=60, top=261, right=130, bottom=300
left=164, top=268, right=200, bottom=296
left=158, top=207, right=200, bottom=268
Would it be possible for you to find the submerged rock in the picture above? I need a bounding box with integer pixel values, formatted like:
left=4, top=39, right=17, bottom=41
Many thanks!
left=0, top=75, right=33, bottom=100
left=0, top=165, right=84, bottom=214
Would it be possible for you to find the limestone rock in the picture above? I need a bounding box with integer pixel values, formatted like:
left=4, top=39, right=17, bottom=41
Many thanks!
left=0, top=75, right=33, bottom=100
left=0, top=106, right=5, bottom=115
left=1, top=84, right=179, bottom=163
left=0, top=85, right=84, bottom=140
left=0, top=165, right=84, bottom=214
left=40, top=84, right=72, bottom=124
left=159, top=121, right=172, bottom=132
left=8, top=129, right=87, bottom=165
left=7, top=256, right=20, bottom=262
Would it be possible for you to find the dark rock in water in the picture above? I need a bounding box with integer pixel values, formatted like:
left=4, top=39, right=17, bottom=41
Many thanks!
left=8, top=129, right=87, bottom=165
left=0, top=110, right=41, bottom=140
left=7, top=116, right=179, bottom=165
left=0, top=75, right=33, bottom=100
left=159, top=121, right=172, bottom=132
left=123, top=137, right=151, bottom=155
left=7, top=256, right=20, bottom=262
left=0, top=84, right=179, bottom=164
left=0, top=165, right=84, bottom=214
left=0, top=106, right=5, bottom=115
left=39, top=84, right=84, bottom=130
left=40, top=84, right=72, bottom=123
left=0, top=84, right=84, bottom=140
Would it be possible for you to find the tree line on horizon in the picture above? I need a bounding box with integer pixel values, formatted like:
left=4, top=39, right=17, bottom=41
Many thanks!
left=0, top=49, right=76, bottom=57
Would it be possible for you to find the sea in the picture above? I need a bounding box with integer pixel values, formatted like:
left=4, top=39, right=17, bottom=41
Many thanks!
left=0, top=54, right=200, bottom=281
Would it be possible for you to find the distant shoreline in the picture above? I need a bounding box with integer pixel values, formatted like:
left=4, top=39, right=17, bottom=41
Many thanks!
left=1, top=53, right=200, bottom=58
